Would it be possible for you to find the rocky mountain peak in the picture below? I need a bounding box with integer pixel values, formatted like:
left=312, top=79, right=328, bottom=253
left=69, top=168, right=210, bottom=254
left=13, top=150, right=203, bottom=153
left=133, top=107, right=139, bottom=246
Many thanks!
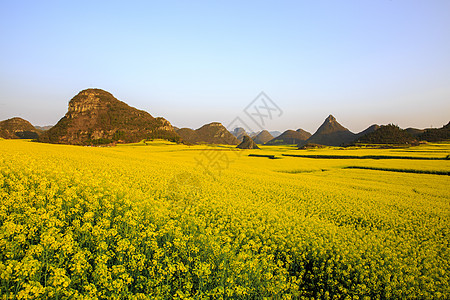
left=325, top=114, right=336, bottom=122
left=316, top=115, right=349, bottom=135
left=253, top=130, right=274, bottom=144
left=66, top=89, right=128, bottom=119
left=37, top=88, right=179, bottom=145
left=237, top=135, right=260, bottom=149
left=299, top=115, right=355, bottom=146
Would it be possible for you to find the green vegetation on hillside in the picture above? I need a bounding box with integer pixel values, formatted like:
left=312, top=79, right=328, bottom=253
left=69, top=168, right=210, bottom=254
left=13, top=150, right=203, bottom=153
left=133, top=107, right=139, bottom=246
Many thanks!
left=356, top=124, right=416, bottom=145
left=420, top=122, right=450, bottom=142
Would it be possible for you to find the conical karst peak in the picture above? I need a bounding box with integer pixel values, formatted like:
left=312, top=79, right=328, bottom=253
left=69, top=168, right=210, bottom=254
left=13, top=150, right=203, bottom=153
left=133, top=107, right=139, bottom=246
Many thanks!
left=325, top=115, right=336, bottom=122
left=37, top=88, right=179, bottom=145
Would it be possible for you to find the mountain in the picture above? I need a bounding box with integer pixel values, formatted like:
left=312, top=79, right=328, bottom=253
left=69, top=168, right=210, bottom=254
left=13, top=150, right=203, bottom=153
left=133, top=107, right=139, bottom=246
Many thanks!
left=177, top=122, right=240, bottom=145
left=405, top=128, right=425, bottom=137
left=237, top=135, right=260, bottom=149
left=38, top=89, right=180, bottom=145
left=248, top=130, right=281, bottom=138
left=354, top=124, right=380, bottom=140
left=252, top=130, right=274, bottom=144
left=0, top=117, right=40, bottom=139
left=296, top=128, right=312, bottom=140
left=269, top=131, right=282, bottom=138
left=300, top=115, right=355, bottom=146
left=355, top=124, right=416, bottom=144
left=266, top=129, right=311, bottom=145
left=419, top=122, right=450, bottom=142
left=35, top=125, right=53, bottom=131
left=231, top=127, right=249, bottom=142
left=176, top=128, right=201, bottom=144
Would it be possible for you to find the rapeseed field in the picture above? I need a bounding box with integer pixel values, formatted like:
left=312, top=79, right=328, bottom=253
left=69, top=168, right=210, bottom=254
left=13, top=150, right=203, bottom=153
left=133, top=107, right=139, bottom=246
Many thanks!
left=0, top=140, right=449, bottom=299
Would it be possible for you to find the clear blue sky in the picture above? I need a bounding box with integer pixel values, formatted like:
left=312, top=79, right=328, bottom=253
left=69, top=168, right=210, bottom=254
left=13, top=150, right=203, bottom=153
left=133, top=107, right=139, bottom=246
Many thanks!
left=1, top=0, right=449, bottom=133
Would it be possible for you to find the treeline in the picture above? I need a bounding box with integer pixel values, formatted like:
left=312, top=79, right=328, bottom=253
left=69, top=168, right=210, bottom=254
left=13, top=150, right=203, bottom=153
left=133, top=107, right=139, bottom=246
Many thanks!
left=352, top=123, right=449, bottom=146
left=356, top=124, right=417, bottom=145
left=419, top=122, right=450, bottom=142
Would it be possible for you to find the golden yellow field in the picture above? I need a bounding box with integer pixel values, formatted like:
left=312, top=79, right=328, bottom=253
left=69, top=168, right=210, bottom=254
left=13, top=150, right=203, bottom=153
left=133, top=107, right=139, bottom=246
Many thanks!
left=0, top=139, right=449, bottom=299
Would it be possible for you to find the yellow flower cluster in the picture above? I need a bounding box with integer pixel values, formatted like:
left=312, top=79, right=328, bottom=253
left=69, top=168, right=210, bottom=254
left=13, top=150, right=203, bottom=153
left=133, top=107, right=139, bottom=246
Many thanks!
left=0, top=140, right=449, bottom=299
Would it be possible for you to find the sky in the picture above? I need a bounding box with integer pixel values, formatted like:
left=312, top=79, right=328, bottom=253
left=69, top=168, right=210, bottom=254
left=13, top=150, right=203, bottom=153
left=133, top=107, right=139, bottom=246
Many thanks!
left=1, top=0, right=449, bottom=133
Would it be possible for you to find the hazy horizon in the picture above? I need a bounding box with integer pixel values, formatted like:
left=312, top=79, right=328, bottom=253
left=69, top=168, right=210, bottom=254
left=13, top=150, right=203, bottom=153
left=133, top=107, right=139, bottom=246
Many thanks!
left=1, top=1, right=449, bottom=134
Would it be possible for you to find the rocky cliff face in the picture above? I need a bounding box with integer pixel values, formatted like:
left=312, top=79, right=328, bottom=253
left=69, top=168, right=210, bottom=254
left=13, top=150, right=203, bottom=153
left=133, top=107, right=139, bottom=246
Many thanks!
left=67, top=90, right=103, bottom=115
left=38, top=89, right=180, bottom=145
left=0, top=117, right=40, bottom=139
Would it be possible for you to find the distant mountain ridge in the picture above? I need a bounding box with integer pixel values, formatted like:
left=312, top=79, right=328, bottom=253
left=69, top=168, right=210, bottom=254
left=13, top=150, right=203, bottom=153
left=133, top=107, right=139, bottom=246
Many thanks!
left=0, top=117, right=40, bottom=139
left=177, top=122, right=239, bottom=145
left=38, top=89, right=180, bottom=145
left=231, top=127, right=249, bottom=142
left=2, top=91, right=448, bottom=146
left=266, top=129, right=311, bottom=145
left=35, top=125, right=53, bottom=131
left=269, top=131, right=282, bottom=138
